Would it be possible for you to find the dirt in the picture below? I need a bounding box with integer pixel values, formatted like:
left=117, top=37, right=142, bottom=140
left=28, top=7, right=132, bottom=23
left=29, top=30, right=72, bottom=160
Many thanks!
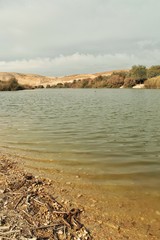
left=0, top=153, right=160, bottom=240
left=0, top=155, right=91, bottom=240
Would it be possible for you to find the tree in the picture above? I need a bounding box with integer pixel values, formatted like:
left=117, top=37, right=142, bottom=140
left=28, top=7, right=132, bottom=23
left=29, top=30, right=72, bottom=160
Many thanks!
left=129, top=65, right=147, bottom=84
left=147, top=65, right=160, bottom=79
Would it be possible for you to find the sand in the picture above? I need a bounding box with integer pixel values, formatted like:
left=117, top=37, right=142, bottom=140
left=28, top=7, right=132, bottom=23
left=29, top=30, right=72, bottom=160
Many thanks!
left=0, top=151, right=160, bottom=240
left=0, top=70, right=126, bottom=88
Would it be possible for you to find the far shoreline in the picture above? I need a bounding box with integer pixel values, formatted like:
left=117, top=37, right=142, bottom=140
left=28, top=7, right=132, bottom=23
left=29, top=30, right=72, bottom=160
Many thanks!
left=1, top=65, right=160, bottom=90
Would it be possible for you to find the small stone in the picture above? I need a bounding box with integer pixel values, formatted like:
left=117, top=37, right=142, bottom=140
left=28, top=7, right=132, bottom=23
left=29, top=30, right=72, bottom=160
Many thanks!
left=58, top=230, right=63, bottom=235
left=66, top=182, right=71, bottom=185
left=77, top=194, right=83, bottom=198
left=0, top=189, right=4, bottom=194
left=98, top=220, right=103, bottom=225
left=156, top=211, right=160, bottom=216
left=46, top=179, right=52, bottom=185
left=24, top=173, right=34, bottom=180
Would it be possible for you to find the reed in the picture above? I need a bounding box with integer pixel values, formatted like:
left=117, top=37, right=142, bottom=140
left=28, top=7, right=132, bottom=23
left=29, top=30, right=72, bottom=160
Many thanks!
left=144, top=76, right=160, bottom=89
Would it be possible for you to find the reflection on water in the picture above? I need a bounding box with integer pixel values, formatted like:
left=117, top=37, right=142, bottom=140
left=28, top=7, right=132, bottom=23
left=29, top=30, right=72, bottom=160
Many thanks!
left=0, top=89, right=160, bottom=193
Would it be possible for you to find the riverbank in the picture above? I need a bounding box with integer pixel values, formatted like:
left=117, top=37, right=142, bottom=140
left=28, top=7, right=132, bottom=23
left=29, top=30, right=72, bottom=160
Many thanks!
left=0, top=152, right=160, bottom=240
left=1, top=65, right=160, bottom=90
left=0, top=154, right=92, bottom=240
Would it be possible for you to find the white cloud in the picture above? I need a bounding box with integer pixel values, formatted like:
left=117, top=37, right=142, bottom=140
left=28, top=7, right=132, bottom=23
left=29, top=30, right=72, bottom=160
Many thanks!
left=1, top=51, right=160, bottom=76
left=0, top=0, right=160, bottom=74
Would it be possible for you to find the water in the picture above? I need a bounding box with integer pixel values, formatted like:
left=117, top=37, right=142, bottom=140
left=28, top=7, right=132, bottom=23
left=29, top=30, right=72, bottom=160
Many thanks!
left=0, top=89, right=160, bottom=194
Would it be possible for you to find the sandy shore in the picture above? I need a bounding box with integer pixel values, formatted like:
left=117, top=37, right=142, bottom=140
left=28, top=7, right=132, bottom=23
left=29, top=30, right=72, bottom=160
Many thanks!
left=0, top=154, right=92, bottom=240
left=0, top=152, right=160, bottom=239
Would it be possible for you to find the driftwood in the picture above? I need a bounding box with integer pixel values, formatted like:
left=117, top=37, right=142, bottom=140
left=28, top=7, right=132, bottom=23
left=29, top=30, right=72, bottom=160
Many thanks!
left=0, top=158, right=92, bottom=240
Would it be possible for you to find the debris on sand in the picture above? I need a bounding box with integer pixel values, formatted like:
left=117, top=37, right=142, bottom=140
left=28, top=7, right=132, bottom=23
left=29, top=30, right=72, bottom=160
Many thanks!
left=0, top=157, right=92, bottom=240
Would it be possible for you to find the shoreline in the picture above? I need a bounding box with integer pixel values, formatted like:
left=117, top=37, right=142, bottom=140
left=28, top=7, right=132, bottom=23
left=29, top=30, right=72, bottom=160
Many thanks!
left=0, top=152, right=160, bottom=239
left=0, top=154, right=92, bottom=240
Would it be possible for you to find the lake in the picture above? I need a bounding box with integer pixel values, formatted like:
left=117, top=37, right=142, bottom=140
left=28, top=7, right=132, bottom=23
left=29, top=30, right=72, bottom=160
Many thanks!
left=0, top=89, right=160, bottom=195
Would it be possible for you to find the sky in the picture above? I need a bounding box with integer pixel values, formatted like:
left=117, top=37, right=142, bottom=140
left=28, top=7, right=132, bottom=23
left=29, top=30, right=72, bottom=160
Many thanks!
left=0, top=0, right=160, bottom=76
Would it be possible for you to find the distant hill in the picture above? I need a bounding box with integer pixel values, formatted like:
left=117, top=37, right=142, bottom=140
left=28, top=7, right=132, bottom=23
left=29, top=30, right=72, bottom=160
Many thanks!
left=0, top=70, right=125, bottom=87
left=1, top=65, right=160, bottom=89
left=0, top=72, right=56, bottom=87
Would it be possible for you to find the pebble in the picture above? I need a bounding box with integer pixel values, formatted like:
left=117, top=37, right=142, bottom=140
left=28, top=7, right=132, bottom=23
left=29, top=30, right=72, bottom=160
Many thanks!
left=156, top=210, right=160, bottom=216
left=66, top=182, right=71, bottom=185
left=77, top=194, right=83, bottom=198
left=58, top=230, right=63, bottom=235
left=97, top=220, right=103, bottom=225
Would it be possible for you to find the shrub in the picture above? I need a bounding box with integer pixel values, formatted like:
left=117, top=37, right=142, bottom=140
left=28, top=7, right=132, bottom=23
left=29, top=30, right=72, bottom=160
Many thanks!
left=106, top=75, right=124, bottom=88
left=0, top=78, right=25, bottom=91
left=129, top=65, right=147, bottom=83
left=63, top=82, right=71, bottom=88
left=144, top=76, right=160, bottom=89
left=111, top=71, right=128, bottom=79
left=37, top=85, right=44, bottom=89
left=123, top=77, right=136, bottom=88
left=147, top=65, right=160, bottom=79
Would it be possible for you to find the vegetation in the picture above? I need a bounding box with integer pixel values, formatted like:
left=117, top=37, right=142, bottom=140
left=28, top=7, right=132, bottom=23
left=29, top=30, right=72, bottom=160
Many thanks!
left=1, top=65, right=160, bottom=90
left=35, top=85, right=44, bottom=89
left=128, top=65, right=147, bottom=84
left=0, top=78, right=24, bottom=91
left=123, top=77, right=136, bottom=88
left=144, top=76, right=160, bottom=89
left=147, top=65, right=160, bottom=79
left=0, top=78, right=32, bottom=91
left=50, top=65, right=160, bottom=89
left=52, top=71, right=127, bottom=89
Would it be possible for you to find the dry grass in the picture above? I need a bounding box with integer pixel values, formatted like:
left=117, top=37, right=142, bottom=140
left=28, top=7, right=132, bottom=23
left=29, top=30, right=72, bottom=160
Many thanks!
left=0, top=70, right=128, bottom=88
left=144, top=76, right=160, bottom=89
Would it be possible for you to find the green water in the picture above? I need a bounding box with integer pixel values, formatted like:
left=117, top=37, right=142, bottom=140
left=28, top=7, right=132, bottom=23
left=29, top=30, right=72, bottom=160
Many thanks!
left=0, top=89, right=160, bottom=193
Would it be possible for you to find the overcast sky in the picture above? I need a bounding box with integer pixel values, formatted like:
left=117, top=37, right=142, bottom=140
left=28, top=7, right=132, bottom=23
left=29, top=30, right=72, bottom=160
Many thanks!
left=0, top=0, right=160, bottom=76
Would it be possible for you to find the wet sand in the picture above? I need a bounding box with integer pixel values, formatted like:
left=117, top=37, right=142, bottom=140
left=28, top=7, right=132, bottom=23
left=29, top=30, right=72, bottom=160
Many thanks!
left=0, top=151, right=160, bottom=239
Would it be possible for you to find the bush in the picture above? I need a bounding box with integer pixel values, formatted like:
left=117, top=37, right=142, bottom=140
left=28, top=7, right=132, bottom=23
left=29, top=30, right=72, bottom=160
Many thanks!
left=111, top=71, right=127, bottom=79
left=123, top=77, right=136, bottom=88
left=37, top=85, right=44, bottom=89
left=0, top=78, right=25, bottom=91
left=129, top=65, right=147, bottom=83
left=144, top=76, right=160, bottom=89
left=147, top=65, right=160, bottom=79
left=106, top=75, right=124, bottom=88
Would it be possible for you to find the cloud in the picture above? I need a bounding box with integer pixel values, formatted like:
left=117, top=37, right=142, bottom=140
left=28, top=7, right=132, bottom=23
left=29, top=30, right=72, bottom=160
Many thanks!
left=0, top=0, right=160, bottom=74
left=1, top=50, right=160, bottom=76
